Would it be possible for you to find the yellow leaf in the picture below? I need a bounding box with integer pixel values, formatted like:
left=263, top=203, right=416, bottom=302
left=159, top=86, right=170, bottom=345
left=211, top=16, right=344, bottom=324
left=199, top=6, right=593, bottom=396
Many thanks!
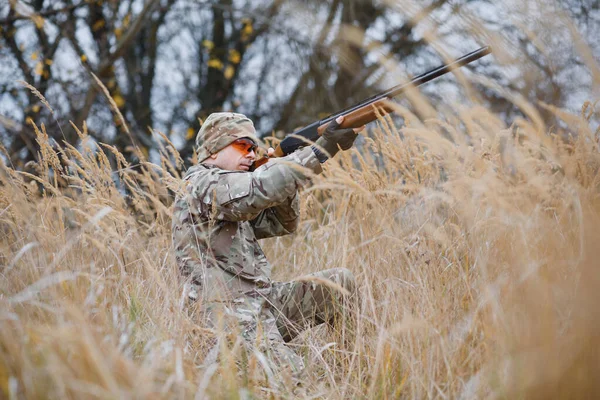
left=32, top=15, right=45, bottom=29
left=80, top=54, right=87, bottom=62
left=186, top=128, right=195, bottom=140
left=123, top=13, right=131, bottom=28
left=228, top=49, right=241, bottom=64
left=92, top=19, right=105, bottom=31
left=202, top=40, right=214, bottom=51
left=114, top=27, right=122, bottom=39
left=45, top=59, right=53, bottom=66
left=34, top=62, right=44, bottom=76
left=207, top=59, right=223, bottom=70
left=242, top=23, right=253, bottom=38
left=30, top=52, right=38, bottom=61
left=113, top=94, right=125, bottom=108
left=32, top=105, right=41, bottom=113
left=224, top=65, right=235, bottom=80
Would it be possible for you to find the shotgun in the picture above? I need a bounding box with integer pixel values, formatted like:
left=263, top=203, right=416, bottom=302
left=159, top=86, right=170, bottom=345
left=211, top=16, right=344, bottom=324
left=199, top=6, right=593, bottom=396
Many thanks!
left=253, top=46, right=491, bottom=168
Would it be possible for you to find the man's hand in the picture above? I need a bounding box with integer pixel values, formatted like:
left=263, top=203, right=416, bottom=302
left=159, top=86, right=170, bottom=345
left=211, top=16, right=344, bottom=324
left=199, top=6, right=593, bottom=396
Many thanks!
left=323, top=116, right=362, bottom=150
left=314, top=115, right=364, bottom=160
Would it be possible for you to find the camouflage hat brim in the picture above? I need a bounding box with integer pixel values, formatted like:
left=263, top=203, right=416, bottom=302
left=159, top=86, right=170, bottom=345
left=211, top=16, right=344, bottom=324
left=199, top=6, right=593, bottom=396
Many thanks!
left=196, top=112, right=261, bottom=161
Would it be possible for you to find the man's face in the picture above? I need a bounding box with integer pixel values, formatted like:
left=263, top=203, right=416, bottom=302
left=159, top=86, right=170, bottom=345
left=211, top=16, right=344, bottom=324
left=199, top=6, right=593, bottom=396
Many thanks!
left=210, top=138, right=257, bottom=171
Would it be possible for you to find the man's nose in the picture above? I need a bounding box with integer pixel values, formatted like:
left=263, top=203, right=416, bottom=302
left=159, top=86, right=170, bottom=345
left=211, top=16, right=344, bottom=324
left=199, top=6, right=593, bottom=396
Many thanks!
left=246, top=149, right=256, bottom=158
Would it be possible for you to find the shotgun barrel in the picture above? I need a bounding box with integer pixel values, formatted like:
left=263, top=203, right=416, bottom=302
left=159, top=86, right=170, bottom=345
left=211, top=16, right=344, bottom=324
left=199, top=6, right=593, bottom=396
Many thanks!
left=261, top=46, right=492, bottom=162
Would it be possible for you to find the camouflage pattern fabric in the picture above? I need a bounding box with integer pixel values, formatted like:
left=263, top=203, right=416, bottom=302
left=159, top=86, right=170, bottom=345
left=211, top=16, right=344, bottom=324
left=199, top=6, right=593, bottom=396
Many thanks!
left=202, top=268, right=356, bottom=380
left=268, top=268, right=356, bottom=342
left=195, top=112, right=260, bottom=162
left=172, top=145, right=322, bottom=302
left=171, top=112, right=355, bottom=381
left=202, top=297, right=306, bottom=381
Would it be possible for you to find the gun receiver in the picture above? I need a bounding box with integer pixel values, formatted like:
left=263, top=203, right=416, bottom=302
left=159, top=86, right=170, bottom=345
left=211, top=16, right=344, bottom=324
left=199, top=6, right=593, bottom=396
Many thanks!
left=256, top=46, right=492, bottom=166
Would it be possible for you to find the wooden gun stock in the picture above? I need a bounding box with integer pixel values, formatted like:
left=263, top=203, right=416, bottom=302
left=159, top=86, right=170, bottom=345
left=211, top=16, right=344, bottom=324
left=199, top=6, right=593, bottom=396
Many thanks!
left=253, top=46, right=492, bottom=169
left=315, top=98, right=396, bottom=135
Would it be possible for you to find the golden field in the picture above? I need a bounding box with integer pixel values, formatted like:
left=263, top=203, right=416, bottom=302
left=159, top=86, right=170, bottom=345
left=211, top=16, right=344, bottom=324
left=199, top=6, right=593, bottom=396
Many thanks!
left=1, top=66, right=600, bottom=399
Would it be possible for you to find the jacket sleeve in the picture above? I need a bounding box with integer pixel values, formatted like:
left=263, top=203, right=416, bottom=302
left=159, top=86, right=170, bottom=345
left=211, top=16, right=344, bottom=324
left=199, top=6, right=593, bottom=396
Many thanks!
left=250, top=193, right=300, bottom=239
left=191, top=146, right=321, bottom=222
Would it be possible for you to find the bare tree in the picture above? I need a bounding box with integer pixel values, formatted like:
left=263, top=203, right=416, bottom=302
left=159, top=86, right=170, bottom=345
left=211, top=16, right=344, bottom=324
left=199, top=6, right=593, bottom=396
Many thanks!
left=1, top=0, right=597, bottom=168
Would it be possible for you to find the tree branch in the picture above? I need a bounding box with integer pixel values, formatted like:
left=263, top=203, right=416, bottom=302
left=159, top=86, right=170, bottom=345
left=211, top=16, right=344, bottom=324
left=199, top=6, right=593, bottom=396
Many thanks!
left=0, top=2, right=87, bottom=25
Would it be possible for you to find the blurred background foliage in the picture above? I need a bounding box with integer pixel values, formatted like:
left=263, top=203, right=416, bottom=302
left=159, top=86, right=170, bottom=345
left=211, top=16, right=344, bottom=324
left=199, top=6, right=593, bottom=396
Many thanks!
left=0, top=0, right=598, bottom=168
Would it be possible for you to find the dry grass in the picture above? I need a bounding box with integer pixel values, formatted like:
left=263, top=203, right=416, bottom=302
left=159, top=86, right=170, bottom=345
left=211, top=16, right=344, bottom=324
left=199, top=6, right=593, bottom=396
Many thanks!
left=2, top=57, right=600, bottom=400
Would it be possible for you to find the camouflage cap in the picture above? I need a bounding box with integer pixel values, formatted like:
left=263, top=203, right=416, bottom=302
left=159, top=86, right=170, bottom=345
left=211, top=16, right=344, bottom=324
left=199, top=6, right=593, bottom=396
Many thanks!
left=196, top=112, right=260, bottom=161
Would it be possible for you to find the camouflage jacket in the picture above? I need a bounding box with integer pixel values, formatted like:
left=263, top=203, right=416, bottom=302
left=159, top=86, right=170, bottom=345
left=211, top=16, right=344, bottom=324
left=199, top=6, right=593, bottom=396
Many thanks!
left=172, top=146, right=322, bottom=301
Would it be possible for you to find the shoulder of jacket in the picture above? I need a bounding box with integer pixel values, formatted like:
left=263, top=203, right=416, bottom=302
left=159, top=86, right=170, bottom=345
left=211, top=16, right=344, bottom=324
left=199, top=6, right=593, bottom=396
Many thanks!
left=184, top=164, right=248, bottom=180
left=184, top=165, right=251, bottom=199
left=183, top=164, right=210, bottom=180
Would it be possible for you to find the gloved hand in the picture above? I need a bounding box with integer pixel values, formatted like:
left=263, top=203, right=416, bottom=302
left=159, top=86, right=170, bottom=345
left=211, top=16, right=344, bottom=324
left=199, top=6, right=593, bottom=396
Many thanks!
left=314, top=115, right=360, bottom=159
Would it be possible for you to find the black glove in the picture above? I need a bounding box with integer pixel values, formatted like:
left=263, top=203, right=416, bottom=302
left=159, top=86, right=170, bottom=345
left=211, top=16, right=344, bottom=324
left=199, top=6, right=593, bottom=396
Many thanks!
left=313, top=117, right=359, bottom=160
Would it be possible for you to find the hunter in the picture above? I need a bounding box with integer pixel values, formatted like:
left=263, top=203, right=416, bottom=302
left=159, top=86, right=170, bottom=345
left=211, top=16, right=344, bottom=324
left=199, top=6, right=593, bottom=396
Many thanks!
left=171, top=112, right=361, bottom=378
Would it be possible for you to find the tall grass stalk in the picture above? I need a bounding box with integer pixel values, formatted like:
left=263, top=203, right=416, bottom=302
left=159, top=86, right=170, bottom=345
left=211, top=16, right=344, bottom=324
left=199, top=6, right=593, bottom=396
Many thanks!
left=2, top=58, right=600, bottom=400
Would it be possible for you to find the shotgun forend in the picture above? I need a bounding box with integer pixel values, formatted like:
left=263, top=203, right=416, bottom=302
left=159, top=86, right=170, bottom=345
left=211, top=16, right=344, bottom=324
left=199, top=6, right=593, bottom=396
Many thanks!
left=255, top=46, right=492, bottom=167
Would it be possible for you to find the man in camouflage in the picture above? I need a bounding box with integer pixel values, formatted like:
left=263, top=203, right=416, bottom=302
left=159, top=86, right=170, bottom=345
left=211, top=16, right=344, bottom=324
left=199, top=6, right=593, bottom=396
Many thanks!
left=171, top=112, right=360, bottom=381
